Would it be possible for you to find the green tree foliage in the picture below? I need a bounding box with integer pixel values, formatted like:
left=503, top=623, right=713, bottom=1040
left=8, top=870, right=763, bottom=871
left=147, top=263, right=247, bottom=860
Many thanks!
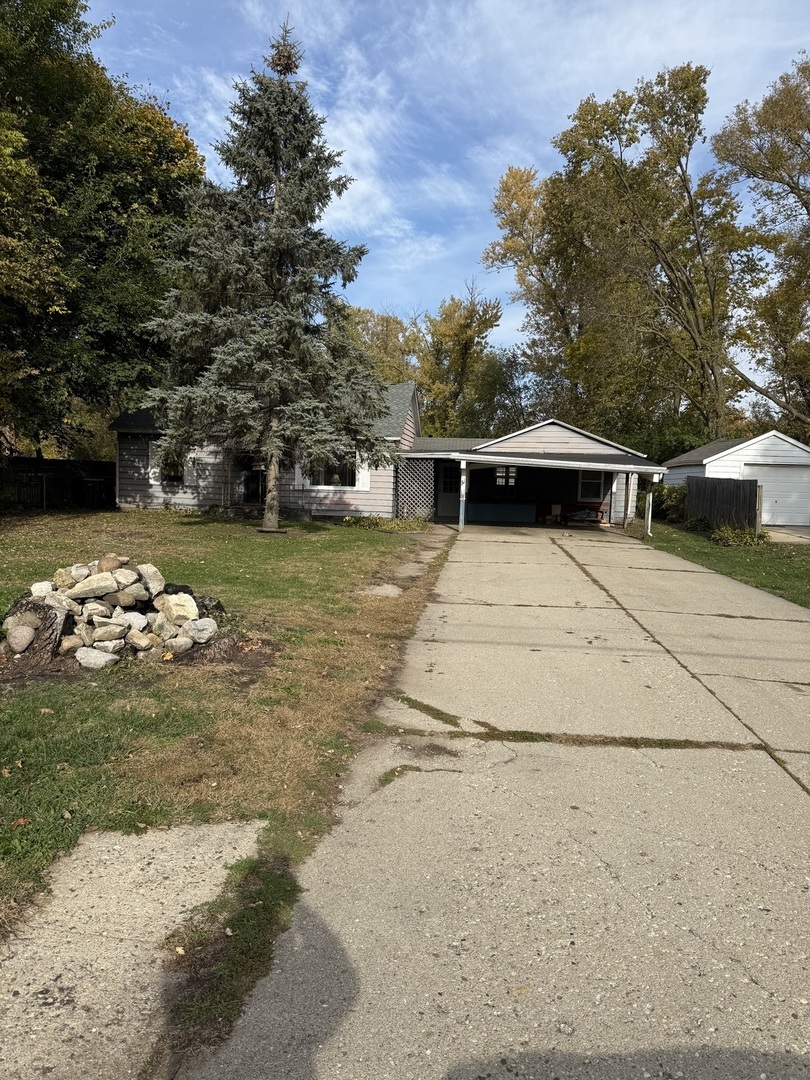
left=485, top=64, right=793, bottom=451
left=345, top=306, right=417, bottom=384
left=713, top=55, right=810, bottom=437
left=0, top=0, right=203, bottom=454
left=145, top=27, right=390, bottom=531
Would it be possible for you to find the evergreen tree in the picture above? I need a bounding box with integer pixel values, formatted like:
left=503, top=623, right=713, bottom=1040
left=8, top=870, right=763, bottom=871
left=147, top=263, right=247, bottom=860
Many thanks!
left=146, top=26, right=390, bottom=530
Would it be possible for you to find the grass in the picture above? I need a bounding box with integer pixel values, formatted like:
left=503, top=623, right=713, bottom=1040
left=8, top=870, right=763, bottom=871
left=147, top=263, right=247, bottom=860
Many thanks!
left=629, top=520, right=810, bottom=608
left=0, top=508, right=450, bottom=1066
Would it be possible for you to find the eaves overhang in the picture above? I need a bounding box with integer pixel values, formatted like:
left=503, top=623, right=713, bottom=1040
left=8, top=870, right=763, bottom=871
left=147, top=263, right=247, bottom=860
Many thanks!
left=399, top=449, right=666, bottom=478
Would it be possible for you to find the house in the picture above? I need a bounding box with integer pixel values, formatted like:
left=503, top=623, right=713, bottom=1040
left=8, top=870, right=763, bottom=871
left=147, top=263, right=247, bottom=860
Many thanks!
left=662, top=431, right=810, bottom=526
left=111, top=383, right=665, bottom=527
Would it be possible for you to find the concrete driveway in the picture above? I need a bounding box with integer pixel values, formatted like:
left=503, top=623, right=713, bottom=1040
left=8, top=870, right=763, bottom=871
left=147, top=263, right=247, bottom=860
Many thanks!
left=182, top=526, right=810, bottom=1080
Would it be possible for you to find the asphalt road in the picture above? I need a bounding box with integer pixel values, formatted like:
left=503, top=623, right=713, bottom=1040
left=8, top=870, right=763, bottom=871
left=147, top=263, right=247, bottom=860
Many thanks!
left=181, top=525, right=810, bottom=1080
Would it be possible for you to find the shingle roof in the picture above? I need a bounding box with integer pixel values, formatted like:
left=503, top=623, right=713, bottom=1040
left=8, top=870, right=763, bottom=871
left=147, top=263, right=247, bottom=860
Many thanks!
left=375, top=382, right=417, bottom=439
left=109, top=407, right=160, bottom=433
left=409, top=437, right=484, bottom=452
left=662, top=438, right=748, bottom=467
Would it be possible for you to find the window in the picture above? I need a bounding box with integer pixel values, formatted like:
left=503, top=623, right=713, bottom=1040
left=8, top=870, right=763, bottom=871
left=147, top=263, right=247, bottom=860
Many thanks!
left=496, top=466, right=517, bottom=487
left=579, top=470, right=606, bottom=501
left=310, top=460, right=357, bottom=488
left=442, top=467, right=460, bottom=494
left=148, top=440, right=196, bottom=486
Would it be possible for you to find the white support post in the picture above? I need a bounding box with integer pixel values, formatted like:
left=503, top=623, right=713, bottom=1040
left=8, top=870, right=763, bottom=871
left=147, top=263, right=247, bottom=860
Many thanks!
left=644, top=487, right=653, bottom=537
left=458, top=460, right=468, bottom=530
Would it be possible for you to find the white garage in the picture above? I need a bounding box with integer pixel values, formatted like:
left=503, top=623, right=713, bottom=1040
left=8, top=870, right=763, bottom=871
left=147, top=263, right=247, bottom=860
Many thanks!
left=663, top=430, right=810, bottom=526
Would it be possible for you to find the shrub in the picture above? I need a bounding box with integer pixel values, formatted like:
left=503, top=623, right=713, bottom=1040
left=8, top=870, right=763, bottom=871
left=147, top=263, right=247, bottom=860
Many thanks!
left=710, top=525, right=769, bottom=547
left=684, top=516, right=711, bottom=533
left=341, top=514, right=431, bottom=532
left=651, top=483, right=687, bottom=523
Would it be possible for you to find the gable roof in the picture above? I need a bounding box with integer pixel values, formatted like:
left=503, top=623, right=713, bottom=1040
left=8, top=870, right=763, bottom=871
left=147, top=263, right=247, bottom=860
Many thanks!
left=109, top=407, right=160, bottom=434
left=663, top=430, right=810, bottom=468
left=473, top=419, right=649, bottom=458
left=375, top=382, right=418, bottom=439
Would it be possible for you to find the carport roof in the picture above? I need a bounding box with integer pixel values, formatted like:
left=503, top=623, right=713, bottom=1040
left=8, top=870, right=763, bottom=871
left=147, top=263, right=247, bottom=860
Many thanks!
left=403, top=444, right=665, bottom=476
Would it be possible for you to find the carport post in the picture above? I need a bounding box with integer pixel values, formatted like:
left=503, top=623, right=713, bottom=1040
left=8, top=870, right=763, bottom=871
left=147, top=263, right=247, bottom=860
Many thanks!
left=458, top=459, right=467, bottom=530
left=644, top=485, right=653, bottom=537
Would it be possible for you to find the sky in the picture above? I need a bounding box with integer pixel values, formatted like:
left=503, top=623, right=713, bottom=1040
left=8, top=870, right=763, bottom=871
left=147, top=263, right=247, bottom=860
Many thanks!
left=85, top=0, right=810, bottom=347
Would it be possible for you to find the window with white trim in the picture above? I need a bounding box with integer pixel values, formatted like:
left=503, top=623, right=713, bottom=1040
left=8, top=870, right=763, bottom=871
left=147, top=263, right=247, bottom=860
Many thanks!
left=578, top=470, right=606, bottom=501
left=495, top=465, right=517, bottom=487
left=148, top=440, right=196, bottom=487
left=309, top=460, right=358, bottom=488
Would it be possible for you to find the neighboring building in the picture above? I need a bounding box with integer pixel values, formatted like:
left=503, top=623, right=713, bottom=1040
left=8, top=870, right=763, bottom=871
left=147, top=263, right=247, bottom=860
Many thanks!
left=663, top=431, right=810, bottom=527
left=111, top=384, right=665, bottom=527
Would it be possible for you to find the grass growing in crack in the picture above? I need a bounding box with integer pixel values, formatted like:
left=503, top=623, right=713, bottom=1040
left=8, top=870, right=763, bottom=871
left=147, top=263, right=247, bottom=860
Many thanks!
left=378, top=764, right=424, bottom=786
left=391, top=691, right=462, bottom=728
left=471, top=719, right=762, bottom=751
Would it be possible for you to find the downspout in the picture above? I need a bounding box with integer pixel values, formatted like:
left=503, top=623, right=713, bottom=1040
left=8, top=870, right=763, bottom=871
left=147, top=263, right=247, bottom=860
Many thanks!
left=459, top=460, right=468, bottom=530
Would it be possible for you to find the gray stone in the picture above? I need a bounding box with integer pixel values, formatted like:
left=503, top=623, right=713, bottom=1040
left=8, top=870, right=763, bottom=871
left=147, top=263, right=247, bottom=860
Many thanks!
left=76, top=623, right=95, bottom=647
left=166, top=635, right=194, bottom=656
left=154, top=591, right=198, bottom=625
left=66, top=572, right=119, bottom=600
left=112, top=568, right=140, bottom=589
left=103, top=590, right=134, bottom=609
left=42, top=592, right=83, bottom=616
left=136, top=563, right=165, bottom=598
left=83, top=601, right=113, bottom=620
left=145, top=632, right=163, bottom=648
left=181, top=618, right=218, bottom=644
left=75, top=646, right=120, bottom=669
left=93, top=639, right=125, bottom=654
left=3, top=612, right=42, bottom=631
left=153, top=613, right=178, bottom=641
left=125, top=628, right=153, bottom=651
left=93, top=623, right=127, bottom=642
left=7, top=625, right=36, bottom=653
left=69, top=563, right=90, bottom=582
left=59, top=635, right=82, bottom=654
left=117, top=611, right=148, bottom=632
left=119, top=583, right=149, bottom=604
left=30, top=580, right=55, bottom=598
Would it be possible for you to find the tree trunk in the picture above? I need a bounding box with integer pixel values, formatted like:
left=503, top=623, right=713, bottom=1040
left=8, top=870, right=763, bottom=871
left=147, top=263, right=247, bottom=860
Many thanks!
left=262, top=449, right=280, bottom=531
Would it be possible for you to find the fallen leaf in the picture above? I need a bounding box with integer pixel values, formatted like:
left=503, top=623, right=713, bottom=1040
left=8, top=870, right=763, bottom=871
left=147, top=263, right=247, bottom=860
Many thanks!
left=40, top=708, right=54, bottom=715
left=162, top=651, right=174, bottom=662
left=10, top=818, right=30, bottom=829
left=1, top=767, right=10, bottom=778
left=175, top=946, right=185, bottom=955
left=62, top=811, right=72, bottom=820
left=15, top=760, right=22, bottom=769
left=224, top=927, right=233, bottom=937
left=136, top=822, right=148, bottom=829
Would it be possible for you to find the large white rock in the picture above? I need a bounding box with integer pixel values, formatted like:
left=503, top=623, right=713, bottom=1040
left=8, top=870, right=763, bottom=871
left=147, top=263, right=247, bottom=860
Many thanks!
left=42, top=592, right=83, bottom=616
left=7, top=625, right=36, bottom=653
left=30, top=581, right=55, bottom=597
left=66, top=572, right=119, bottom=600
left=125, top=628, right=153, bottom=650
left=112, top=568, right=140, bottom=589
left=69, top=563, right=90, bottom=582
left=181, top=618, right=217, bottom=644
left=93, top=639, right=125, bottom=654
left=154, top=591, right=198, bottom=625
left=136, top=563, right=165, bottom=598
left=83, top=601, right=113, bottom=620
left=76, top=623, right=95, bottom=647
left=76, top=647, right=119, bottom=669
left=59, top=635, right=82, bottom=654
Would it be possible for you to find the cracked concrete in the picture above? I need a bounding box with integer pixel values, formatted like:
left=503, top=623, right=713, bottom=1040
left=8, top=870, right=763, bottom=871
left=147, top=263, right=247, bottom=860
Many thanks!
left=180, top=525, right=810, bottom=1080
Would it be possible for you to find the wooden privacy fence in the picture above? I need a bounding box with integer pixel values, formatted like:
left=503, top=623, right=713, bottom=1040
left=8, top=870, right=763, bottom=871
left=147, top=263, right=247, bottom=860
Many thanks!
left=0, top=458, right=116, bottom=510
left=685, top=476, right=758, bottom=530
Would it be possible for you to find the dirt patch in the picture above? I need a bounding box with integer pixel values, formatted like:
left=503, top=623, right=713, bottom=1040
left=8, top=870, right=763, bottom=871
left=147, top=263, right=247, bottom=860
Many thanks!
left=0, top=822, right=264, bottom=1080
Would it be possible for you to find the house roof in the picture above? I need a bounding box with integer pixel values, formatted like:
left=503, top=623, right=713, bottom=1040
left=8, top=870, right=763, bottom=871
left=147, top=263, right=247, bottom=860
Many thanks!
left=474, top=418, right=649, bottom=458
left=109, top=407, right=160, bottom=434
left=404, top=444, right=664, bottom=477
left=662, top=438, right=748, bottom=467
left=663, top=430, right=810, bottom=468
left=410, top=437, right=484, bottom=453
left=375, top=382, right=417, bottom=439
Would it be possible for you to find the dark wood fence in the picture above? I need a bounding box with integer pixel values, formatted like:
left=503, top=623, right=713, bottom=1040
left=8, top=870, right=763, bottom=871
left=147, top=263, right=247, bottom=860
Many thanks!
left=0, top=458, right=116, bottom=510
left=685, top=476, right=758, bottom=529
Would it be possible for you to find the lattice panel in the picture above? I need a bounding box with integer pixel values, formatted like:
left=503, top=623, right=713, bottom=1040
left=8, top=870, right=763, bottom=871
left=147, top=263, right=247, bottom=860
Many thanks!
left=397, top=459, right=435, bottom=519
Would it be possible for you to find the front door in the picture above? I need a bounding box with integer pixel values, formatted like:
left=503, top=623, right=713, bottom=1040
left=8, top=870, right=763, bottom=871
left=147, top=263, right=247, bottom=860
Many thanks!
left=437, top=462, right=461, bottom=520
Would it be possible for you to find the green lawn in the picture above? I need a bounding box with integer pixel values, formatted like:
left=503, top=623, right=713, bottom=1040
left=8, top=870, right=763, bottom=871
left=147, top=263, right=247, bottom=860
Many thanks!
left=635, top=521, right=810, bottom=608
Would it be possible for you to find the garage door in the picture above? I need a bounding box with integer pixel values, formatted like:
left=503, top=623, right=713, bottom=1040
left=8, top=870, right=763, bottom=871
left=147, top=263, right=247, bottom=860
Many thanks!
left=743, top=464, right=810, bottom=525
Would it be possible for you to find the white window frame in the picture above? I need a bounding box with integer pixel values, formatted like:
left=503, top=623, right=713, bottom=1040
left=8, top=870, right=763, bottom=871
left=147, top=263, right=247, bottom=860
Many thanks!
left=495, top=465, right=517, bottom=487
left=148, top=439, right=197, bottom=488
left=303, top=455, right=370, bottom=492
left=578, top=469, right=606, bottom=502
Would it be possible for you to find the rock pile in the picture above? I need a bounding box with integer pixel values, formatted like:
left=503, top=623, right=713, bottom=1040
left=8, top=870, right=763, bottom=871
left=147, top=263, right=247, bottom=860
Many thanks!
left=1, top=553, right=222, bottom=670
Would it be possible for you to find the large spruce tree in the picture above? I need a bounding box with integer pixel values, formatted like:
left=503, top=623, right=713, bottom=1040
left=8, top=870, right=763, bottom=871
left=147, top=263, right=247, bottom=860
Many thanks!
left=146, top=26, right=390, bottom=531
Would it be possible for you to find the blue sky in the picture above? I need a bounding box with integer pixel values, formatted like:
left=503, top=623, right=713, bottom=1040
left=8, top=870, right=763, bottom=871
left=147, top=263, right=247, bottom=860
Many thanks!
left=86, top=0, right=809, bottom=346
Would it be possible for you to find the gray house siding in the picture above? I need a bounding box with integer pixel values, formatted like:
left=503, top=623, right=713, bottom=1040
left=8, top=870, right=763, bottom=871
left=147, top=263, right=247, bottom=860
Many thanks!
left=117, top=435, right=241, bottom=510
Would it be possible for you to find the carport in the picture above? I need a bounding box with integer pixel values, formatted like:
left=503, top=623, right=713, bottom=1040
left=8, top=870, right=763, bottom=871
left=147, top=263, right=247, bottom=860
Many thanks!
left=400, top=421, right=665, bottom=529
